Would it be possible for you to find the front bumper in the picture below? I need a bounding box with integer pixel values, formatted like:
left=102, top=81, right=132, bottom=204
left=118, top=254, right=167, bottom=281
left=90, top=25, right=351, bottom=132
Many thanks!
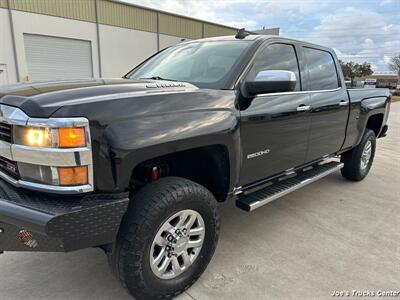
left=0, top=179, right=129, bottom=252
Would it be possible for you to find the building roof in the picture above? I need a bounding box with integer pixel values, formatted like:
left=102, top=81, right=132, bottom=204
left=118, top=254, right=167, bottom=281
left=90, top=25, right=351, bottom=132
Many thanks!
left=0, top=0, right=238, bottom=39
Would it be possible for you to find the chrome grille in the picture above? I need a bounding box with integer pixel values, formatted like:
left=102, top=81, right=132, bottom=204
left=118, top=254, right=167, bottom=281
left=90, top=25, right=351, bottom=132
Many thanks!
left=0, top=122, right=12, bottom=143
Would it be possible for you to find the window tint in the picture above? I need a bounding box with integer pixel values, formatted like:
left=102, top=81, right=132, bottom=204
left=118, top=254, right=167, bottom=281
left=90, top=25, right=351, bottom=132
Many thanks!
left=249, top=43, right=301, bottom=91
left=303, top=47, right=339, bottom=90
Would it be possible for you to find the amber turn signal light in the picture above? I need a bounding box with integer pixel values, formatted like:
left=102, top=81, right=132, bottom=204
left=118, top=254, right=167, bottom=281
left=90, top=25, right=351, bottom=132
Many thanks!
left=58, top=166, right=88, bottom=186
left=58, top=127, right=86, bottom=148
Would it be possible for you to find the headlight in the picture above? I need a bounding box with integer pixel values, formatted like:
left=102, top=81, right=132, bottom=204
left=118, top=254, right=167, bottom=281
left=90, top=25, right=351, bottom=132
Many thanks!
left=13, top=126, right=86, bottom=148
left=18, top=162, right=58, bottom=185
left=13, top=126, right=52, bottom=147
left=13, top=125, right=89, bottom=187
left=0, top=104, right=93, bottom=194
left=18, top=163, right=89, bottom=186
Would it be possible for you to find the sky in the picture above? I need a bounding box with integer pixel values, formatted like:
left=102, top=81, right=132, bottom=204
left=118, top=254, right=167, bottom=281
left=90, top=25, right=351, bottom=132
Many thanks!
left=124, top=0, right=400, bottom=72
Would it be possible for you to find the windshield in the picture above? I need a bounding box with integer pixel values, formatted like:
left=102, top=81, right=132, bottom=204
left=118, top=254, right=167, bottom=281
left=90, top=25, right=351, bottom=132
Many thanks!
left=127, top=41, right=251, bottom=89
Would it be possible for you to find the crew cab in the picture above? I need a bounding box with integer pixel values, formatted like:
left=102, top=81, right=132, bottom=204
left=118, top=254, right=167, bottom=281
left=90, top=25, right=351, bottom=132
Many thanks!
left=0, top=32, right=391, bottom=300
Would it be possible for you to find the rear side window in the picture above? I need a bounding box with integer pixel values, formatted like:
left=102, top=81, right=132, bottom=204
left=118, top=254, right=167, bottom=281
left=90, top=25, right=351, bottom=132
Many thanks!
left=248, top=43, right=301, bottom=91
left=303, top=47, right=339, bottom=90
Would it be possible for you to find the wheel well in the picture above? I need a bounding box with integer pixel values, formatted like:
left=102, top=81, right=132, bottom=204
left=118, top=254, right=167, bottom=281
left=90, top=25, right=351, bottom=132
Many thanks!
left=366, top=114, right=383, bottom=136
left=130, top=145, right=230, bottom=202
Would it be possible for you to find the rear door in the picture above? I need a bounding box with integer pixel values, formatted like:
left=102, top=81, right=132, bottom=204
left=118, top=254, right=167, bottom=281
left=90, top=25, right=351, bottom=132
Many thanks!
left=239, top=42, right=311, bottom=185
left=302, top=47, right=349, bottom=162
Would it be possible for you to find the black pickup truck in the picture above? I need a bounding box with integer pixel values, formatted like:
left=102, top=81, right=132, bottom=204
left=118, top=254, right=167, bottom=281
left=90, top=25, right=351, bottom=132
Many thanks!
left=0, top=33, right=391, bottom=300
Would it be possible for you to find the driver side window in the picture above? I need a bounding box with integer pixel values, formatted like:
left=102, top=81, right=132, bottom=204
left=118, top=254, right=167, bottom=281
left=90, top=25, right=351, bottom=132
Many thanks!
left=248, top=43, right=301, bottom=91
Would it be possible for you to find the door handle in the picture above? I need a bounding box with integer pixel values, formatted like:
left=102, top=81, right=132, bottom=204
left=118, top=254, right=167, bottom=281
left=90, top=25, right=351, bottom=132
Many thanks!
left=297, top=105, right=311, bottom=112
left=339, top=100, right=349, bottom=106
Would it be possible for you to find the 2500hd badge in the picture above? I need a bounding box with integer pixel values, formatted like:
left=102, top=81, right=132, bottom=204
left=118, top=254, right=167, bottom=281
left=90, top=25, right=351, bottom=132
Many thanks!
left=247, top=149, right=271, bottom=159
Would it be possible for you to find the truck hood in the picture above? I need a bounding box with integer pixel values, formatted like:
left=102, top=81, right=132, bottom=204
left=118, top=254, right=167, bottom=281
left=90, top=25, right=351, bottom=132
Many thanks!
left=0, top=78, right=198, bottom=118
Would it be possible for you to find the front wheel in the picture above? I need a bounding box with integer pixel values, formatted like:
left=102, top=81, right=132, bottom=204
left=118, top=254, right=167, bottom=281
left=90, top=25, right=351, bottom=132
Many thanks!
left=341, top=129, right=376, bottom=181
left=108, top=177, right=220, bottom=300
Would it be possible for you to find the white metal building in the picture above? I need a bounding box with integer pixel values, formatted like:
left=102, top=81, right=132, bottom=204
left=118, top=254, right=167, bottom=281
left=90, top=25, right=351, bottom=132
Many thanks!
left=0, top=0, right=242, bottom=84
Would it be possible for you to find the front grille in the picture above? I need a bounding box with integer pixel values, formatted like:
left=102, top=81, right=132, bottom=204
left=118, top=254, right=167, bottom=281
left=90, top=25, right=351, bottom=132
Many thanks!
left=0, top=122, right=12, bottom=143
left=0, top=156, right=19, bottom=179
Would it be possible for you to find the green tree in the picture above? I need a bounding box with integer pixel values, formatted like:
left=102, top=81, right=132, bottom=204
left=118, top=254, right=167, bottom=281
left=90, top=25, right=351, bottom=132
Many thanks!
left=339, top=60, right=373, bottom=86
left=388, top=53, right=400, bottom=76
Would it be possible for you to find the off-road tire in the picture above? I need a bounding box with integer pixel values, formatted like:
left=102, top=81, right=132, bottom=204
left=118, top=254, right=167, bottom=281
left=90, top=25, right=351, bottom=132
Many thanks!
left=108, top=177, right=220, bottom=300
left=341, top=129, right=376, bottom=181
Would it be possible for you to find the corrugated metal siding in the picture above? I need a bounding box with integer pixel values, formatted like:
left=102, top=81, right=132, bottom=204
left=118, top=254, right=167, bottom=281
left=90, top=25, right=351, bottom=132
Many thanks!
left=9, top=0, right=96, bottom=22
left=97, top=0, right=157, bottom=33
left=4, top=0, right=237, bottom=38
left=0, top=0, right=8, bottom=9
left=204, top=23, right=237, bottom=37
left=159, top=13, right=202, bottom=39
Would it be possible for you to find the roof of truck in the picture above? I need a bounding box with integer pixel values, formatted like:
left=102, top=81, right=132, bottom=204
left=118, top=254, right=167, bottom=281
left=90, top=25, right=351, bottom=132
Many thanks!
left=185, top=35, right=335, bottom=53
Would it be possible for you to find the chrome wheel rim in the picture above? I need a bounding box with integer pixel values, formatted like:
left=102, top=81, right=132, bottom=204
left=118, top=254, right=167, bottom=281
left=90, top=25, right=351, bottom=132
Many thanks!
left=360, top=140, right=372, bottom=170
left=150, top=209, right=205, bottom=279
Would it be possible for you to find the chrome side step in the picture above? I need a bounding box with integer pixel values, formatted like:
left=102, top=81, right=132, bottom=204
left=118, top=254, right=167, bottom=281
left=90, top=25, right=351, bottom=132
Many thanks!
left=236, top=161, right=343, bottom=212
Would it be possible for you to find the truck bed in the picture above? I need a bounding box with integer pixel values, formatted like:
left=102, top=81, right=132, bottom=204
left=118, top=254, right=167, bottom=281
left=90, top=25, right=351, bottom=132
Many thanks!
left=347, top=88, right=390, bottom=101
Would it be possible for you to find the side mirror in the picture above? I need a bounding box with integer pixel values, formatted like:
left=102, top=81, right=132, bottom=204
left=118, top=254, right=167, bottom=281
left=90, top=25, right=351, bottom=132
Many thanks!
left=242, top=70, right=297, bottom=97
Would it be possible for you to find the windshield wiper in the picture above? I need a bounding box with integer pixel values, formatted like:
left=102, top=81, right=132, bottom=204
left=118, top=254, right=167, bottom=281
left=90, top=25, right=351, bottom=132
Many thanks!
left=140, top=76, right=178, bottom=82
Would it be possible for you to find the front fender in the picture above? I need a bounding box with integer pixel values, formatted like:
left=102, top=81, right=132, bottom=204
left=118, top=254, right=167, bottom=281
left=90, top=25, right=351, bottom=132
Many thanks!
left=105, top=110, right=240, bottom=192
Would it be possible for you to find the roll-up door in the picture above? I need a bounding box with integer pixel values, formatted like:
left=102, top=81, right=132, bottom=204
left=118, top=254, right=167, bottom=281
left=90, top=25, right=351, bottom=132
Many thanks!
left=24, top=34, right=93, bottom=81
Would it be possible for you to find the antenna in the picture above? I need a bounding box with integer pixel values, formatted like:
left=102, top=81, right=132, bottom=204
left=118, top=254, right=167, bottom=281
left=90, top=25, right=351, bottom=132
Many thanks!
left=235, top=28, right=251, bottom=39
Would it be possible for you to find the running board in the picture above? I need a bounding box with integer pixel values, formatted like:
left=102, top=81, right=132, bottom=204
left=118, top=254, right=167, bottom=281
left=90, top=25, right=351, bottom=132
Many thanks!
left=236, top=161, right=343, bottom=212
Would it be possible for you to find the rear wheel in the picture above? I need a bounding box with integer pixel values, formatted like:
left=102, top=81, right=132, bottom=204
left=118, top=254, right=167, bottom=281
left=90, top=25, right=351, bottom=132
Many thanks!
left=108, top=177, right=219, bottom=300
left=341, top=129, right=376, bottom=181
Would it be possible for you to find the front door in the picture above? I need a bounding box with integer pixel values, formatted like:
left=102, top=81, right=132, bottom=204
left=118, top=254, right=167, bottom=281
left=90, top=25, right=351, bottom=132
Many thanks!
left=239, top=43, right=311, bottom=186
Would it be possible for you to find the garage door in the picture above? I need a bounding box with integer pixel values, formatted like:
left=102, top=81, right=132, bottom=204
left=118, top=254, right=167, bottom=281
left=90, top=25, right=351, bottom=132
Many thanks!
left=24, top=34, right=93, bottom=81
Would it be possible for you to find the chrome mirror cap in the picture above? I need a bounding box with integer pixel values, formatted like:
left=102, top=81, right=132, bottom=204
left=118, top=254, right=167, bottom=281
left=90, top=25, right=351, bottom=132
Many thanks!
left=242, top=70, right=297, bottom=97
left=255, top=70, right=296, bottom=82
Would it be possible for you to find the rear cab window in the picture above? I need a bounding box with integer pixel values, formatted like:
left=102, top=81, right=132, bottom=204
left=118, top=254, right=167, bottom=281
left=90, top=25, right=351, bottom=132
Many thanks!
left=302, top=47, right=340, bottom=90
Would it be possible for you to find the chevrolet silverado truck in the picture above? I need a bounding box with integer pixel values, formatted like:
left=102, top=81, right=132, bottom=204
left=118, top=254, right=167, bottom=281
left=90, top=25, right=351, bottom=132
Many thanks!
left=0, top=32, right=391, bottom=299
